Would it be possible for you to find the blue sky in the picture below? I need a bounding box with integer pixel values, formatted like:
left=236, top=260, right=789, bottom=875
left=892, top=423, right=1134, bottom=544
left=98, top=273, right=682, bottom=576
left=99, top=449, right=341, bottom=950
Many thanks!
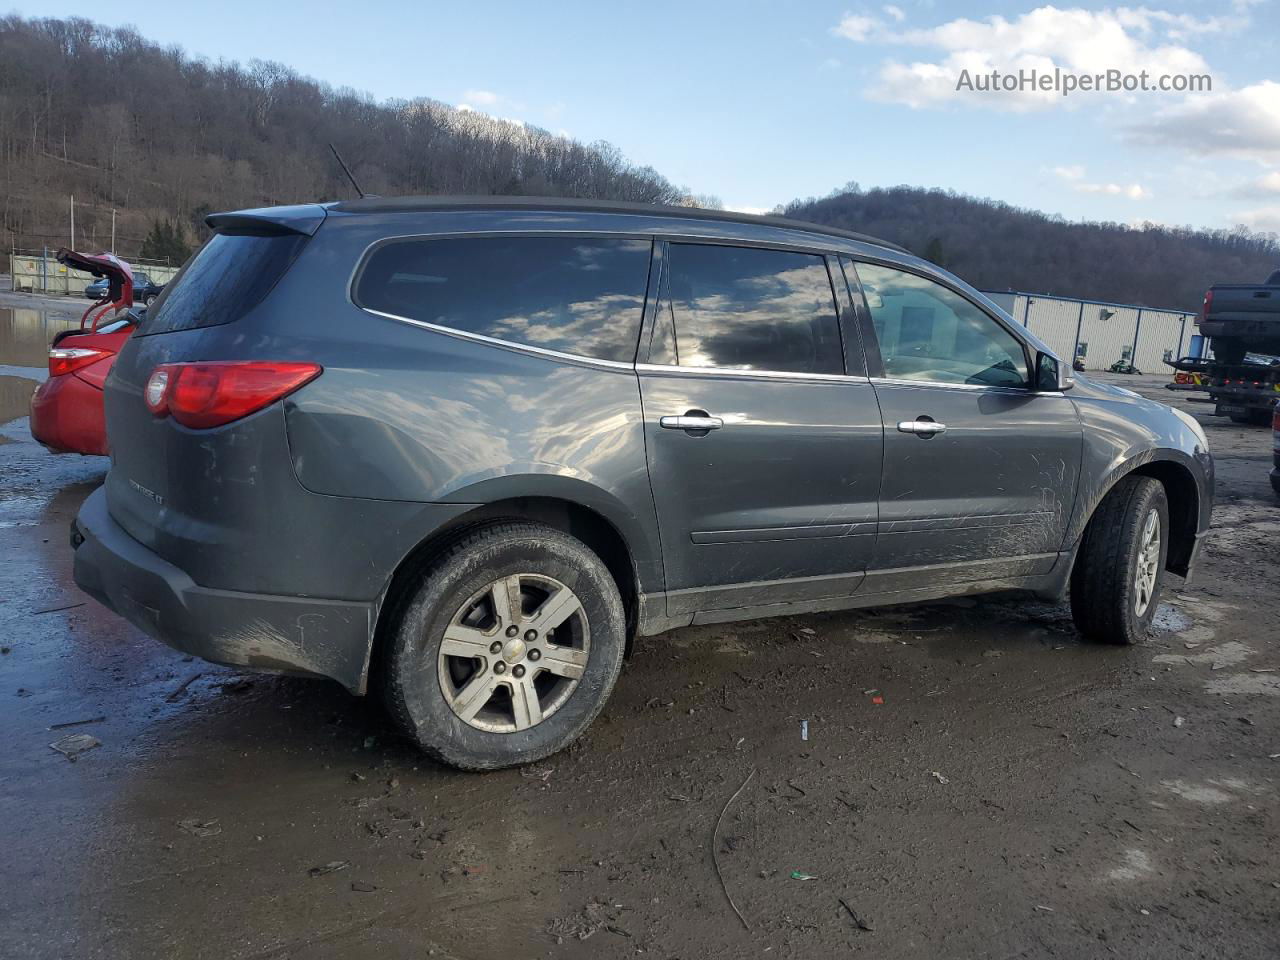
left=17, top=0, right=1280, bottom=232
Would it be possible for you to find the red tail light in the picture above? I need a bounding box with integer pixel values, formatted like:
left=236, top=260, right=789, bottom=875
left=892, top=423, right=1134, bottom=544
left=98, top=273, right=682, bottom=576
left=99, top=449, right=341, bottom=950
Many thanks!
left=49, top=346, right=109, bottom=377
left=144, top=361, right=322, bottom=429
left=1200, top=288, right=1213, bottom=321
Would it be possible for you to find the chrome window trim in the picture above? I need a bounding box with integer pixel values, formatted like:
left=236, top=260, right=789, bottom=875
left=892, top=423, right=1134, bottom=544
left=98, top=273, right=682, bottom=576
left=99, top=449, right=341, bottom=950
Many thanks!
left=358, top=307, right=638, bottom=372
left=636, top=361, right=871, bottom=384
left=871, top=375, right=1064, bottom=397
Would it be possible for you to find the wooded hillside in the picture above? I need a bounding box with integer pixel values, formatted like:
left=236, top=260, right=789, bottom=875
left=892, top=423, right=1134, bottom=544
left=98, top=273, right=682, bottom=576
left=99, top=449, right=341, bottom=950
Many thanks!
left=0, top=15, right=693, bottom=260
left=784, top=185, right=1280, bottom=311
left=3, top=15, right=1277, bottom=308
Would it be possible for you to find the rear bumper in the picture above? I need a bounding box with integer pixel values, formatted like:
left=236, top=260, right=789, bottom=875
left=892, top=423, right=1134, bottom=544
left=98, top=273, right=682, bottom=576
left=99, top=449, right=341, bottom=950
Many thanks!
left=30, top=374, right=109, bottom=456
left=72, top=487, right=375, bottom=693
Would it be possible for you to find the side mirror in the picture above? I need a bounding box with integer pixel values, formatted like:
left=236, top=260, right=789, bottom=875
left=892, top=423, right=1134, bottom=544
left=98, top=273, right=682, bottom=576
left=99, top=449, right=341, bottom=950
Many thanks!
left=1035, top=351, right=1073, bottom=392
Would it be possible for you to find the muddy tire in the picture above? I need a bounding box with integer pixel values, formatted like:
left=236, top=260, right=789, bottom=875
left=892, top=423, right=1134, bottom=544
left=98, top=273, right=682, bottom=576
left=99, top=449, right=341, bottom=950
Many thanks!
left=383, top=521, right=625, bottom=771
left=1227, top=409, right=1269, bottom=425
left=1070, top=476, right=1169, bottom=645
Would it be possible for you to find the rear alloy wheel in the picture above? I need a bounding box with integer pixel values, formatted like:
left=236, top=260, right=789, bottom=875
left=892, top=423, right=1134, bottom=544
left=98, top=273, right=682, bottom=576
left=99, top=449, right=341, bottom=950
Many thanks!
left=1070, top=475, right=1169, bottom=644
left=384, top=521, right=625, bottom=770
left=437, top=573, right=590, bottom=733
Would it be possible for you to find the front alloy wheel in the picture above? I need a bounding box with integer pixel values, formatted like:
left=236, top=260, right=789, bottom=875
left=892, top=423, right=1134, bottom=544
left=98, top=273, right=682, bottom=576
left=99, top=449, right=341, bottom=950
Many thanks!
left=1133, top=508, right=1161, bottom=617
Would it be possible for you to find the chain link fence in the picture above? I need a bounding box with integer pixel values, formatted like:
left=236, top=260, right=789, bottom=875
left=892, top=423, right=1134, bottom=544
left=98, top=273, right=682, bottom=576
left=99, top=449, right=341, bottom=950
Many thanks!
left=9, top=249, right=180, bottom=297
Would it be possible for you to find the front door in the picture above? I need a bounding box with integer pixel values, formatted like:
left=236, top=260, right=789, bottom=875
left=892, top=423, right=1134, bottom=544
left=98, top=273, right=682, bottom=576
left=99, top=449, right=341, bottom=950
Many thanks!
left=849, top=261, right=1082, bottom=590
left=639, top=241, right=884, bottom=616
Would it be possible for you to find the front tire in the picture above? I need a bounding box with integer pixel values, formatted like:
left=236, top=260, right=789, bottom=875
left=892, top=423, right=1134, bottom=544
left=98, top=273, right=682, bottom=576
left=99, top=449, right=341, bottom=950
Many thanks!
left=1070, top=476, right=1169, bottom=645
left=383, top=521, right=626, bottom=771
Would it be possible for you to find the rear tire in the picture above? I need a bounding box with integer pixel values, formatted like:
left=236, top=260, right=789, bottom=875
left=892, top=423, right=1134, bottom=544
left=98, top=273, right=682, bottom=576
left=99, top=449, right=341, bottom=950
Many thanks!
left=1070, top=476, right=1169, bottom=645
left=383, top=521, right=626, bottom=771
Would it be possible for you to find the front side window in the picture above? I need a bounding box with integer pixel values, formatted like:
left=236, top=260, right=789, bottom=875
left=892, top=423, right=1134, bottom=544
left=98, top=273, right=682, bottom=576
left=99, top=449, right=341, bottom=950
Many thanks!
left=354, top=236, right=652, bottom=363
left=856, top=262, right=1029, bottom=387
left=665, top=243, right=843, bottom=375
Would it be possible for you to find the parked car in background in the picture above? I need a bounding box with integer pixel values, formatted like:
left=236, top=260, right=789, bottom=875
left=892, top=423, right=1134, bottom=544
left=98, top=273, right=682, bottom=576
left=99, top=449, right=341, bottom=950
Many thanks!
left=85, top=270, right=163, bottom=304
left=33, top=249, right=140, bottom=456
left=71, top=197, right=1214, bottom=771
left=30, top=317, right=137, bottom=455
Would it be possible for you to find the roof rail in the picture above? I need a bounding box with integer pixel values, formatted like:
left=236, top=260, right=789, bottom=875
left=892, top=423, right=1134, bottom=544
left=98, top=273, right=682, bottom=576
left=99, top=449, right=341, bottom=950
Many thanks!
left=323, top=195, right=908, bottom=254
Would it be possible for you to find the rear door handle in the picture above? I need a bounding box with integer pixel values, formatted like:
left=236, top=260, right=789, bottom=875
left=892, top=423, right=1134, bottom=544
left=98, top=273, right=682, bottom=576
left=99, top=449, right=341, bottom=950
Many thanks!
left=660, top=414, right=723, bottom=432
left=897, top=419, right=946, bottom=436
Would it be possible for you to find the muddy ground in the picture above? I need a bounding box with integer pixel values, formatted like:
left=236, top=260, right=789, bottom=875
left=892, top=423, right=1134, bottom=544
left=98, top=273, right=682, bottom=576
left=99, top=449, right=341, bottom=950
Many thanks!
left=1, top=290, right=1277, bottom=959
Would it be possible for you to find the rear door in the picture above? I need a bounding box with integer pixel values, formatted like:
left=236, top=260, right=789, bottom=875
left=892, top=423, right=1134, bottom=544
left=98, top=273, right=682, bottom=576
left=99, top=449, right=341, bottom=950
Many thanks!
left=847, top=259, right=1082, bottom=590
left=638, top=240, right=883, bottom=617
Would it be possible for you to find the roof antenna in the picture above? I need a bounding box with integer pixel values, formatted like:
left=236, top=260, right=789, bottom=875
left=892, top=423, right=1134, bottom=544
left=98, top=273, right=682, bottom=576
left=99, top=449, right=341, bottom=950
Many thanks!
left=329, top=143, right=368, bottom=199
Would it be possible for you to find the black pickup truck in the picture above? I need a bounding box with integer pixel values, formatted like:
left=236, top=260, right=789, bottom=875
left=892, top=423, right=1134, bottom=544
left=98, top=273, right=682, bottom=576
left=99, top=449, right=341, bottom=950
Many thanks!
left=1168, top=271, right=1280, bottom=425
left=1201, top=269, right=1280, bottom=362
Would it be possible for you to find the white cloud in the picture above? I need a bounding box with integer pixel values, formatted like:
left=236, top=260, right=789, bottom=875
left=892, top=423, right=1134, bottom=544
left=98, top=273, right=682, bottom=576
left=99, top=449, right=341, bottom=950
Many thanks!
left=1128, top=81, right=1280, bottom=164
left=725, top=205, right=773, bottom=216
left=1230, top=206, right=1280, bottom=231
left=1244, top=171, right=1280, bottom=195
left=1051, top=164, right=1148, bottom=198
left=461, top=89, right=500, bottom=106
left=1075, top=181, right=1151, bottom=199
left=832, top=14, right=880, bottom=42
left=835, top=6, right=1224, bottom=112
left=883, top=4, right=906, bottom=22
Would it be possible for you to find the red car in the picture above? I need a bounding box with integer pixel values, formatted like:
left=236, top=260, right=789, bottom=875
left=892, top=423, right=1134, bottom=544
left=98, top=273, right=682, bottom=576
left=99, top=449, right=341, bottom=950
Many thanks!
left=29, top=250, right=139, bottom=456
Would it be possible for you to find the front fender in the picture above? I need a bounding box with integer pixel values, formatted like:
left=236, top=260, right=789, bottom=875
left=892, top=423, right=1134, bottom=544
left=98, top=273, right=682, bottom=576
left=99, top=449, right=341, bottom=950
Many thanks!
left=1065, top=380, right=1213, bottom=551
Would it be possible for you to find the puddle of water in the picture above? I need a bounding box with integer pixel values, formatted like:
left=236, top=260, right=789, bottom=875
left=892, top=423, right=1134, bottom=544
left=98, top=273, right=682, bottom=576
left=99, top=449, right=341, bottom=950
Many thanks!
left=1151, top=603, right=1192, bottom=634
left=0, top=306, right=80, bottom=368
left=0, top=375, right=38, bottom=425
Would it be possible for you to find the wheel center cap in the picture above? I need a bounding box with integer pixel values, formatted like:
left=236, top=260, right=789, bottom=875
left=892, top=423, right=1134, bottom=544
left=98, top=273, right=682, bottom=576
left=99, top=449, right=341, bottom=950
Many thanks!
left=501, top=638, right=526, bottom=663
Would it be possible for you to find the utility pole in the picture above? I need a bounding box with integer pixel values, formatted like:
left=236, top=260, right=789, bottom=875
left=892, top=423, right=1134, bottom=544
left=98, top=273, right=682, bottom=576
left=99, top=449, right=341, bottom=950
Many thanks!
left=70, top=195, right=75, bottom=250
left=111, top=209, right=116, bottom=254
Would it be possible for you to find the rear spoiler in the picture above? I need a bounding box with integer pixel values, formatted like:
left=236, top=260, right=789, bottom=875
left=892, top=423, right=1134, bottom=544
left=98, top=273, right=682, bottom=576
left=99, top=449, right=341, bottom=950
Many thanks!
left=205, top=204, right=327, bottom=237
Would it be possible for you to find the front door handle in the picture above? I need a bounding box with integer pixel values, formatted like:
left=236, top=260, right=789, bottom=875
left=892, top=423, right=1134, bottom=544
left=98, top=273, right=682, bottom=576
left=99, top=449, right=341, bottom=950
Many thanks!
left=660, top=413, right=724, bottom=433
left=897, top=418, right=946, bottom=436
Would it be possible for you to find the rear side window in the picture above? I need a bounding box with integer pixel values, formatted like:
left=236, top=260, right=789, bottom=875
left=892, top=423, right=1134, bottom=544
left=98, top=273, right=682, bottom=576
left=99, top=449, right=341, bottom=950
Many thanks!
left=354, top=236, right=652, bottom=363
left=664, top=243, right=843, bottom=375
left=140, top=233, right=308, bottom=335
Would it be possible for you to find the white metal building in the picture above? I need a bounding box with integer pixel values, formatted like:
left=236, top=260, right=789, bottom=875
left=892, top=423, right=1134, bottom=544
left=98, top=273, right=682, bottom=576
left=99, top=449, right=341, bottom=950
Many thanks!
left=982, top=290, right=1201, bottom=372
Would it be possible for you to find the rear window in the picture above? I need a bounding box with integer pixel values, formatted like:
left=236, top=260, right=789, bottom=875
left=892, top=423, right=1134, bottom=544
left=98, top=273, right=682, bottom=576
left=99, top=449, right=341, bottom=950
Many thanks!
left=353, top=236, right=652, bottom=363
left=138, top=232, right=307, bottom=335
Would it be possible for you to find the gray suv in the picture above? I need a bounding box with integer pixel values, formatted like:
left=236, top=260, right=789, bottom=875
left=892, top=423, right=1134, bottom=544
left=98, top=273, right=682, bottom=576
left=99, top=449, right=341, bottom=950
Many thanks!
left=72, top=197, right=1213, bottom=770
